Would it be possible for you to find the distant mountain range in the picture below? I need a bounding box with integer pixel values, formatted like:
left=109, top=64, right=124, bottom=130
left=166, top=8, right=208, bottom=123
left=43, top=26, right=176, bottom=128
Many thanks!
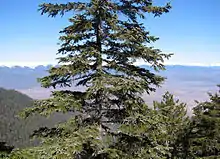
left=0, top=65, right=219, bottom=148
left=0, top=65, right=51, bottom=89
left=0, top=65, right=219, bottom=114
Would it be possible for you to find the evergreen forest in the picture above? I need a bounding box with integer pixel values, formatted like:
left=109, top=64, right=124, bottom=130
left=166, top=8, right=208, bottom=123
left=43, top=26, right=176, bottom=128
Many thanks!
left=1, top=0, right=220, bottom=158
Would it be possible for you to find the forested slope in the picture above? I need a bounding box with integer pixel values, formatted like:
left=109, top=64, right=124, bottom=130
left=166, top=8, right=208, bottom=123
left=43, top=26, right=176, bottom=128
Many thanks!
left=0, top=88, right=33, bottom=148
left=0, top=88, right=70, bottom=149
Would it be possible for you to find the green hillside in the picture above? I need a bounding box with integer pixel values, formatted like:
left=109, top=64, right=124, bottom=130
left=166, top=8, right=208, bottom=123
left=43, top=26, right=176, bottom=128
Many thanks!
left=0, top=87, right=71, bottom=150
left=0, top=88, right=33, bottom=148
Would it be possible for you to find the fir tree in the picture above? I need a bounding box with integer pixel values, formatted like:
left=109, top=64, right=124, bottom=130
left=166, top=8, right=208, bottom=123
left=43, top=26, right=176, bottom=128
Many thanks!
left=153, top=92, right=190, bottom=159
left=11, top=0, right=172, bottom=158
left=188, top=87, right=220, bottom=158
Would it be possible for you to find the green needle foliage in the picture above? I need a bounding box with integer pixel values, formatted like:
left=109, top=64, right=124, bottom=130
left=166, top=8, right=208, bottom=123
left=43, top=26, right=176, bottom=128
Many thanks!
left=153, top=92, right=190, bottom=159
left=188, top=87, right=220, bottom=158
left=11, top=0, right=172, bottom=158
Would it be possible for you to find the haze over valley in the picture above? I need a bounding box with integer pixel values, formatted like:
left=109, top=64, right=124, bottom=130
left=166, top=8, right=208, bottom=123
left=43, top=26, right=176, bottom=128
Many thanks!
left=0, top=64, right=218, bottom=114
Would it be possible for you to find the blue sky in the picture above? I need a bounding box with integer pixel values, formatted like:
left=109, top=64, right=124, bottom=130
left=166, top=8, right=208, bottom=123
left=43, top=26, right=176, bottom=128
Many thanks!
left=0, top=0, right=220, bottom=66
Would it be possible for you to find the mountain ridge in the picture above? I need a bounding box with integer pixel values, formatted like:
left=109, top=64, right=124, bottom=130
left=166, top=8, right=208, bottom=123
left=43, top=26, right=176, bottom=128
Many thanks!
left=1, top=64, right=220, bottom=67
left=0, top=65, right=218, bottom=112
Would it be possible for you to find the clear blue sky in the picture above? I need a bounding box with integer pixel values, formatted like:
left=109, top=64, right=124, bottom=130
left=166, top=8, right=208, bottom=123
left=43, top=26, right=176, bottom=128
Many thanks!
left=0, top=0, right=220, bottom=66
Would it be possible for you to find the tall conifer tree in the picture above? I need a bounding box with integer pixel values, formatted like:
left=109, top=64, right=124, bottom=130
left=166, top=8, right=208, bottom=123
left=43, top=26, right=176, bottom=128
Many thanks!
left=12, top=0, right=172, bottom=158
left=188, top=88, right=220, bottom=158
left=153, top=92, right=190, bottom=158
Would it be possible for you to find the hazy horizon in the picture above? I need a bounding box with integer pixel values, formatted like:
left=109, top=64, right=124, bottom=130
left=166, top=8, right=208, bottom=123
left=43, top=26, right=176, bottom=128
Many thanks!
left=1, top=61, right=220, bottom=68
